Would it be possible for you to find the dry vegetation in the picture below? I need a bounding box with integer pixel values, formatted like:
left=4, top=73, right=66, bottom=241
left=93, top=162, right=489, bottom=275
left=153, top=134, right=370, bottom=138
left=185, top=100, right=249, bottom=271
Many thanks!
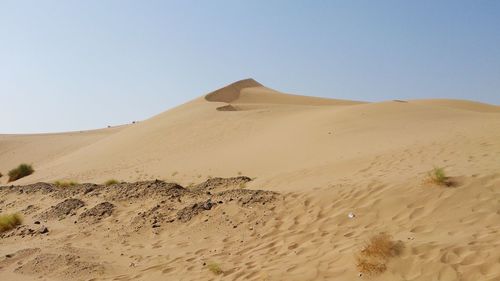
left=355, top=233, right=403, bottom=277
left=207, top=262, right=223, bottom=275
left=8, top=164, right=34, bottom=182
left=105, top=179, right=119, bottom=186
left=53, top=180, right=79, bottom=187
left=0, top=213, right=23, bottom=233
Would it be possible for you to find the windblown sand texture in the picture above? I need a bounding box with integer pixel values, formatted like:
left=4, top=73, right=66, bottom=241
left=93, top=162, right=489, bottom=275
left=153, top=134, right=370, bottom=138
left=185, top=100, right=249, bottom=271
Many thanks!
left=1, top=79, right=499, bottom=280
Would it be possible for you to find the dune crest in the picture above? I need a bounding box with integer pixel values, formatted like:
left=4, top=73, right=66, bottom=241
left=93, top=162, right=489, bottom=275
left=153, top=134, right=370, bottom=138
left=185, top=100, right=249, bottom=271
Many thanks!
left=204, top=78, right=263, bottom=103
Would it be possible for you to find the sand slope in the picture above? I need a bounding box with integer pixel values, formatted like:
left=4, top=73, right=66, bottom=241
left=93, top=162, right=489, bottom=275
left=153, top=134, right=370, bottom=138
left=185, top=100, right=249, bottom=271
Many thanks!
left=4, top=78, right=498, bottom=189
left=0, top=126, right=126, bottom=184
left=1, top=79, right=499, bottom=281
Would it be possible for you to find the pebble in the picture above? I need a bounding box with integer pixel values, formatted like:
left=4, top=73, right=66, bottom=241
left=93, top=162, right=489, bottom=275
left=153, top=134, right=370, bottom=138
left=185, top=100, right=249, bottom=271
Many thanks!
left=38, top=226, right=49, bottom=234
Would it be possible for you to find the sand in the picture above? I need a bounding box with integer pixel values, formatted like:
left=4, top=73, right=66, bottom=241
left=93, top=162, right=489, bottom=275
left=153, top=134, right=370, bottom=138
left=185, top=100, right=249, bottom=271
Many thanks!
left=0, top=79, right=499, bottom=280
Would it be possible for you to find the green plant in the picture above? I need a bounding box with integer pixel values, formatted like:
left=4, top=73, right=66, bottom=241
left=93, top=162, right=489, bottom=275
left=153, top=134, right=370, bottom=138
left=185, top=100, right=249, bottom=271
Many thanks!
left=105, top=179, right=119, bottom=186
left=428, top=167, right=449, bottom=186
left=8, top=164, right=34, bottom=182
left=53, top=180, right=79, bottom=187
left=207, top=262, right=223, bottom=275
left=0, top=213, right=22, bottom=233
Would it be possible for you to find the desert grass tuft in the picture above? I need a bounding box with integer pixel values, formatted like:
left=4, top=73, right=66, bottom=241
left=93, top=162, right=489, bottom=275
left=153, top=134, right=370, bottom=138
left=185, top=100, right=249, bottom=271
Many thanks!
left=207, top=262, right=223, bottom=275
left=0, top=213, right=23, bottom=233
left=8, top=164, right=34, bottom=182
left=355, top=233, right=402, bottom=276
left=104, top=179, right=119, bottom=186
left=53, top=180, right=79, bottom=187
left=428, top=167, right=452, bottom=186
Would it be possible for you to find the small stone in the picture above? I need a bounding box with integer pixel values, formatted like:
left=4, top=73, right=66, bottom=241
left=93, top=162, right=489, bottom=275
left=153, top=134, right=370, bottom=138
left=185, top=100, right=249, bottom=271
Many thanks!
left=202, top=199, right=213, bottom=210
left=348, top=212, right=356, bottom=219
left=38, top=226, right=49, bottom=234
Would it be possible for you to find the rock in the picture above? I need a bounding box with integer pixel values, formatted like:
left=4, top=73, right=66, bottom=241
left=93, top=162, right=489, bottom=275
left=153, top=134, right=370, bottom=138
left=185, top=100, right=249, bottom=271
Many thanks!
left=176, top=199, right=216, bottom=222
left=38, top=198, right=85, bottom=220
left=348, top=212, right=356, bottom=219
left=202, top=199, right=213, bottom=210
left=33, top=221, right=40, bottom=225
left=78, top=202, right=115, bottom=223
left=38, top=226, right=49, bottom=234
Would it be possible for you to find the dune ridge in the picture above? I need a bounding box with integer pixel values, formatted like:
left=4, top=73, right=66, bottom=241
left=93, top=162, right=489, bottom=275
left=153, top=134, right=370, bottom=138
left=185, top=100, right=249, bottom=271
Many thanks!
left=205, top=78, right=263, bottom=103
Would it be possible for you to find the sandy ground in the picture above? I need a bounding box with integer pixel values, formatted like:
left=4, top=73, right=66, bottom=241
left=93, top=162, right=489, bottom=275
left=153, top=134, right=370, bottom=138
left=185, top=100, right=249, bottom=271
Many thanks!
left=0, top=79, right=499, bottom=280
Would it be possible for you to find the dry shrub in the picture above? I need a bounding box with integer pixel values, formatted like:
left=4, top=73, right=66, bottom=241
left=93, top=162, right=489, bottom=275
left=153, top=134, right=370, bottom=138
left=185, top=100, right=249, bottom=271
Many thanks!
left=8, top=164, right=34, bottom=182
left=207, top=262, right=223, bottom=275
left=53, top=180, right=78, bottom=187
left=105, top=179, right=119, bottom=186
left=355, top=258, right=387, bottom=276
left=356, top=233, right=402, bottom=276
left=0, top=213, right=23, bottom=233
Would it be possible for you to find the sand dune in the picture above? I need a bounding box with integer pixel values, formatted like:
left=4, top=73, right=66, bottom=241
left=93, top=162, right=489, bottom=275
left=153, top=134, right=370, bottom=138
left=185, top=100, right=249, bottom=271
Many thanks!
left=409, top=99, right=500, bottom=113
left=1, top=79, right=499, bottom=280
left=206, top=78, right=363, bottom=106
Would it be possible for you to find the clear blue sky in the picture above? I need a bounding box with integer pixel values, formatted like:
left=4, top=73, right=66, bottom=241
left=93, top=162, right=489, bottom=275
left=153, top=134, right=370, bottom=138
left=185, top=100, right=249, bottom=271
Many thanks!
left=1, top=1, right=499, bottom=133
